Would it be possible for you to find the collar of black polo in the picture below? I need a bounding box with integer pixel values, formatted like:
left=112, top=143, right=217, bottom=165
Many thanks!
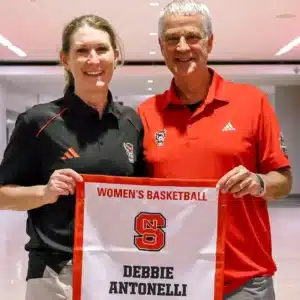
left=63, top=87, right=121, bottom=120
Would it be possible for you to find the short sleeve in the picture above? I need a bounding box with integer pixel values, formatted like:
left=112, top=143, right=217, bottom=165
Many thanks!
left=257, top=95, right=290, bottom=173
left=0, top=112, right=40, bottom=186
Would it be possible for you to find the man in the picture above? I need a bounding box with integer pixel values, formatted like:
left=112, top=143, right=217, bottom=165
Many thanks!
left=137, top=0, right=292, bottom=299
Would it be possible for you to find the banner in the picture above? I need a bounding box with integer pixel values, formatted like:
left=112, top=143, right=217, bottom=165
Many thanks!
left=73, top=175, right=225, bottom=300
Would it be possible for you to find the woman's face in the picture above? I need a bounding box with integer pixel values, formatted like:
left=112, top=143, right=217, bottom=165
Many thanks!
left=61, top=25, right=119, bottom=93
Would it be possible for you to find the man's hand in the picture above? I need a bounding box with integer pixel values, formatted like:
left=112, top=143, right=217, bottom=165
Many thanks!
left=42, top=169, right=83, bottom=205
left=216, top=165, right=262, bottom=198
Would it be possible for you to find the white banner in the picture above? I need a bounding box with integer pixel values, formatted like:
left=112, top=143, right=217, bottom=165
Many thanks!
left=74, top=175, right=225, bottom=300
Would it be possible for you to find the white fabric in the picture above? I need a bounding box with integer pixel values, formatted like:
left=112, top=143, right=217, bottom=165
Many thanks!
left=25, top=263, right=72, bottom=300
left=74, top=178, right=223, bottom=300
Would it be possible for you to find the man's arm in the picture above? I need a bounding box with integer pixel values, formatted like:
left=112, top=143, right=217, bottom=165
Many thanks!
left=216, top=165, right=292, bottom=200
left=260, top=167, right=292, bottom=200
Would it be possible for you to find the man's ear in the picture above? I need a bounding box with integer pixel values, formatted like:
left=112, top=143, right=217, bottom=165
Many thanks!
left=207, top=34, right=214, bottom=54
left=159, top=38, right=164, bottom=54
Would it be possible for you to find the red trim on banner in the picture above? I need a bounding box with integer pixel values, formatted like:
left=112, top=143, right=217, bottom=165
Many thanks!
left=80, top=174, right=218, bottom=187
left=73, top=180, right=85, bottom=300
left=214, top=194, right=227, bottom=300
left=73, top=174, right=225, bottom=300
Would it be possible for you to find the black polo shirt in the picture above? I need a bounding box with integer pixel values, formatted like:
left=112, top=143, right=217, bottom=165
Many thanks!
left=0, top=89, right=145, bottom=279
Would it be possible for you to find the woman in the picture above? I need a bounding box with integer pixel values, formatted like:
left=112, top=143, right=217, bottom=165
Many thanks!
left=0, top=15, right=144, bottom=299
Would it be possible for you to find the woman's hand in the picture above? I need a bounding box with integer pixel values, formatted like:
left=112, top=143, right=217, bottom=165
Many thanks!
left=42, top=169, right=83, bottom=204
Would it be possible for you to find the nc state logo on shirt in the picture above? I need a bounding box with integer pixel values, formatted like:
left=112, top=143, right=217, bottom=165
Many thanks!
left=279, top=132, right=288, bottom=155
left=155, top=129, right=167, bottom=147
left=123, top=142, right=134, bottom=163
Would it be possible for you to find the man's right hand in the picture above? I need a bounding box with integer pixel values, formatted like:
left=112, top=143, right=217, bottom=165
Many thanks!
left=42, top=169, right=83, bottom=205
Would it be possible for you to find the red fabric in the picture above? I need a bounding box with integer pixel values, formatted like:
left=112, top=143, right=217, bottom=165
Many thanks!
left=137, top=69, right=290, bottom=294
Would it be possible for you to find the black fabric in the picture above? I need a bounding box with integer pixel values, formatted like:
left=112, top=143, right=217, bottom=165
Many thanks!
left=186, top=101, right=203, bottom=112
left=0, top=89, right=145, bottom=280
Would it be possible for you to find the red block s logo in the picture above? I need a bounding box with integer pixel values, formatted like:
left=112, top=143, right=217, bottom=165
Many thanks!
left=134, top=212, right=166, bottom=251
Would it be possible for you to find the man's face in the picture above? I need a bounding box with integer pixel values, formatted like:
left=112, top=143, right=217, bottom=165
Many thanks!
left=159, top=14, right=213, bottom=78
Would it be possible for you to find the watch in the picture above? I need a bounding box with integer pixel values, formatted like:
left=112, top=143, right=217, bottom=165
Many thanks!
left=255, top=173, right=265, bottom=197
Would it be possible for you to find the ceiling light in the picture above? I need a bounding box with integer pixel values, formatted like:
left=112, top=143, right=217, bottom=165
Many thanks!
left=8, top=45, right=27, bottom=57
left=149, top=51, right=156, bottom=55
left=149, top=2, right=159, bottom=6
left=149, top=32, right=158, bottom=36
left=0, top=34, right=11, bottom=46
left=0, top=34, right=27, bottom=57
left=148, top=88, right=153, bottom=91
left=148, top=80, right=154, bottom=84
left=275, top=36, right=300, bottom=56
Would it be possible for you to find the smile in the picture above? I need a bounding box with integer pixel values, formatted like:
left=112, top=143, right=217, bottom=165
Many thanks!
left=176, top=58, right=192, bottom=62
left=85, top=71, right=104, bottom=76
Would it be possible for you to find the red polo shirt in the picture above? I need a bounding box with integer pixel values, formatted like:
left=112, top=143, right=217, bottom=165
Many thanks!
left=137, top=69, right=290, bottom=294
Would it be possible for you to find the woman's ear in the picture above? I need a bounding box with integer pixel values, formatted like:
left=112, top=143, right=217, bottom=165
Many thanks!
left=60, top=51, right=69, bottom=70
left=114, top=49, right=120, bottom=69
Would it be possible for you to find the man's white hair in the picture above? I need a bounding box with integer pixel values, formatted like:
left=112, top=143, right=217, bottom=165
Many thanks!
left=158, top=0, right=213, bottom=39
